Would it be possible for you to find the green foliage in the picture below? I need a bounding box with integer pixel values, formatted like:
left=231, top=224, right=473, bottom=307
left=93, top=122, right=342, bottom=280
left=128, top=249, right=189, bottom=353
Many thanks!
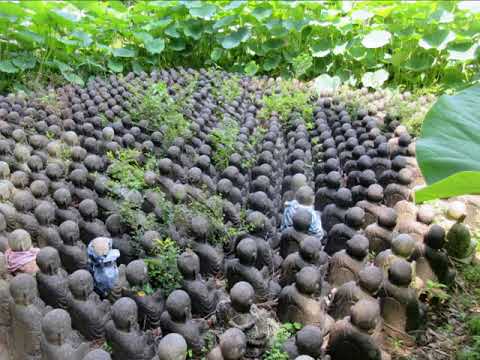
left=457, top=316, right=480, bottom=359
left=130, top=81, right=191, bottom=149
left=263, top=323, right=302, bottom=360
left=145, top=237, right=182, bottom=296
left=212, top=75, right=242, bottom=103
left=463, top=264, right=480, bottom=287
left=416, top=84, right=480, bottom=203
left=209, top=116, right=240, bottom=171
left=2, top=1, right=479, bottom=92
left=259, top=81, right=313, bottom=128
left=421, top=280, right=451, bottom=304
left=107, top=149, right=151, bottom=191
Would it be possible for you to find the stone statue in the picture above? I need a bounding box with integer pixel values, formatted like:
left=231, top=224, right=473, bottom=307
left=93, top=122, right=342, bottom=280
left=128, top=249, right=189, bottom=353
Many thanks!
left=206, top=328, right=247, bottom=360
left=283, top=325, right=325, bottom=360
left=10, top=273, right=47, bottom=360
left=189, top=215, right=223, bottom=277
left=160, top=290, right=207, bottom=354
left=374, top=234, right=416, bottom=276
left=365, top=208, right=397, bottom=254
left=0, top=252, right=13, bottom=359
left=156, top=333, right=188, bottom=360
left=324, top=207, right=364, bottom=256
left=378, top=259, right=423, bottom=334
left=6, top=229, right=40, bottom=275
left=321, top=188, right=352, bottom=234
left=328, top=265, right=383, bottom=320
left=327, top=235, right=369, bottom=289
left=40, top=309, right=90, bottom=360
left=82, top=349, right=112, bottom=360
left=327, top=300, right=389, bottom=360
left=280, top=209, right=315, bottom=259
left=123, top=259, right=164, bottom=330
left=177, top=251, right=218, bottom=317
left=356, top=184, right=385, bottom=227
left=216, top=281, right=269, bottom=358
left=36, top=247, right=71, bottom=309
left=278, top=266, right=333, bottom=331
left=67, top=269, right=111, bottom=341
left=59, top=220, right=88, bottom=273
left=281, top=237, right=328, bottom=286
left=315, top=171, right=341, bottom=211
left=225, top=238, right=280, bottom=302
left=105, top=297, right=157, bottom=360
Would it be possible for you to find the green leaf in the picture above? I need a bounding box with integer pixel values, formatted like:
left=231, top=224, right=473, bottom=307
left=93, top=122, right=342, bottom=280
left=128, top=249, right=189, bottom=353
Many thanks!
left=415, top=171, right=480, bottom=203
left=211, top=47, right=223, bottom=61
left=310, top=39, right=331, bottom=58
left=362, top=30, right=392, bottom=48
left=61, top=70, right=84, bottom=86
left=419, top=30, right=456, bottom=50
left=0, top=60, right=18, bottom=73
left=219, top=27, right=250, bottom=49
left=165, top=24, right=180, bottom=38
left=112, top=47, right=136, bottom=58
left=351, top=9, right=374, bottom=21
left=313, top=74, right=341, bottom=93
left=133, top=31, right=153, bottom=43
left=251, top=4, right=273, bottom=20
left=244, top=61, right=258, bottom=76
left=12, top=57, right=36, bottom=70
left=189, top=3, right=217, bottom=19
left=448, top=42, right=478, bottom=61
left=263, top=38, right=284, bottom=50
left=263, top=54, right=281, bottom=71
left=132, top=61, right=143, bottom=75
left=361, top=69, right=389, bottom=88
left=213, top=15, right=236, bottom=30
left=170, top=38, right=186, bottom=51
left=145, top=38, right=165, bottom=54
left=404, top=53, right=435, bottom=71
left=183, top=19, right=205, bottom=40
left=108, top=58, right=123, bottom=73
left=224, top=1, right=246, bottom=11
left=292, top=53, right=313, bottom=77
left=416, top=84, right=480, bottom=185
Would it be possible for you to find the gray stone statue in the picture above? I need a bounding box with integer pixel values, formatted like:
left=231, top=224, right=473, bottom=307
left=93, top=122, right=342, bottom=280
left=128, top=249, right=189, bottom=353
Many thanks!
left=59, top=220, right=88, bottom=273
left=0, top=252, right=13, bottom=359
left=225, top=238, right=280, bottom=302
left=10, top=273, right=47, bottom=360
left=283, top=325, right=325, bottom=360
left=374, top=234, right=416, bottom=276
left=105, top=297, right=157, bottom=360
left=189, top=215, right=223, bottom=277
left=156, top=333, right=188, bottom=360
left=328, top=265, right=383, bottom=320
left=177, top=251, right=219, bottom=317
left=36, top=246, right=71, bottom=309
left=278, top=267, right=333, bottom=331
left=365, top=208, right=397, bottom=254
left=327, top=235, right=369, bottom=289
left=123, top=259, right=164, bottom=330
left=160, top=290, right=207, bottom=354
left=67, top=269, right=111, bottom=341
left=40, top=309, right=89, bottom=360
left=206, top=328, right=247, bottom=360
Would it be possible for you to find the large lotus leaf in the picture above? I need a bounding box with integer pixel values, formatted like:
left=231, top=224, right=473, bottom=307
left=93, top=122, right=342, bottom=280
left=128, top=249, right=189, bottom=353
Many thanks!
left=145, top=38, right=165, bottom=54
left=361, top=69, right=389, bottom=89
left=188, top=3, right=217, bottom=19
left=415, top=171, right=480, bottom=203
left=361, top=30, right=391, bottom=48
left=416, top=84, right=480, bottom=186
left=419, top=29, right=456, bottom=50
left=112, top=47, right=136, bottom=57
left=0, top=60, right=19, bottom=73
left=219, top=27, right=250, bottom=49
left=313, top=74, right=341, bottom=93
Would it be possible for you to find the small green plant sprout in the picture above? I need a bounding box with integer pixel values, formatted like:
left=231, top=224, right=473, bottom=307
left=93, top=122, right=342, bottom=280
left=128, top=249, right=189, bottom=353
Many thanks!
left=421, top=280, right=451, bottom=305
left=264, top=322, right=302, bottom=360
left=144, top=237, right=182, bottom=297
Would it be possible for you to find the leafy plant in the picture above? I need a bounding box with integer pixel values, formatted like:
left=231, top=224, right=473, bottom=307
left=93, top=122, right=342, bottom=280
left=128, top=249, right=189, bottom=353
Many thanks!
left=421, top=280, right=451, bottom=304
left=1, top=1, right=479, bottom=92
left=106, top=149, right=150, bottom=191
left=416, top=84, right=480, bottom=203
left=259, top=81, right=313, bottom=128
left=264, top=323, right=302, bottom=360
left=130, top=81, right=191, bottom=148
left=209, top=116, right=240, bottom=171
left=145, top=237, right=182, bottom=296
